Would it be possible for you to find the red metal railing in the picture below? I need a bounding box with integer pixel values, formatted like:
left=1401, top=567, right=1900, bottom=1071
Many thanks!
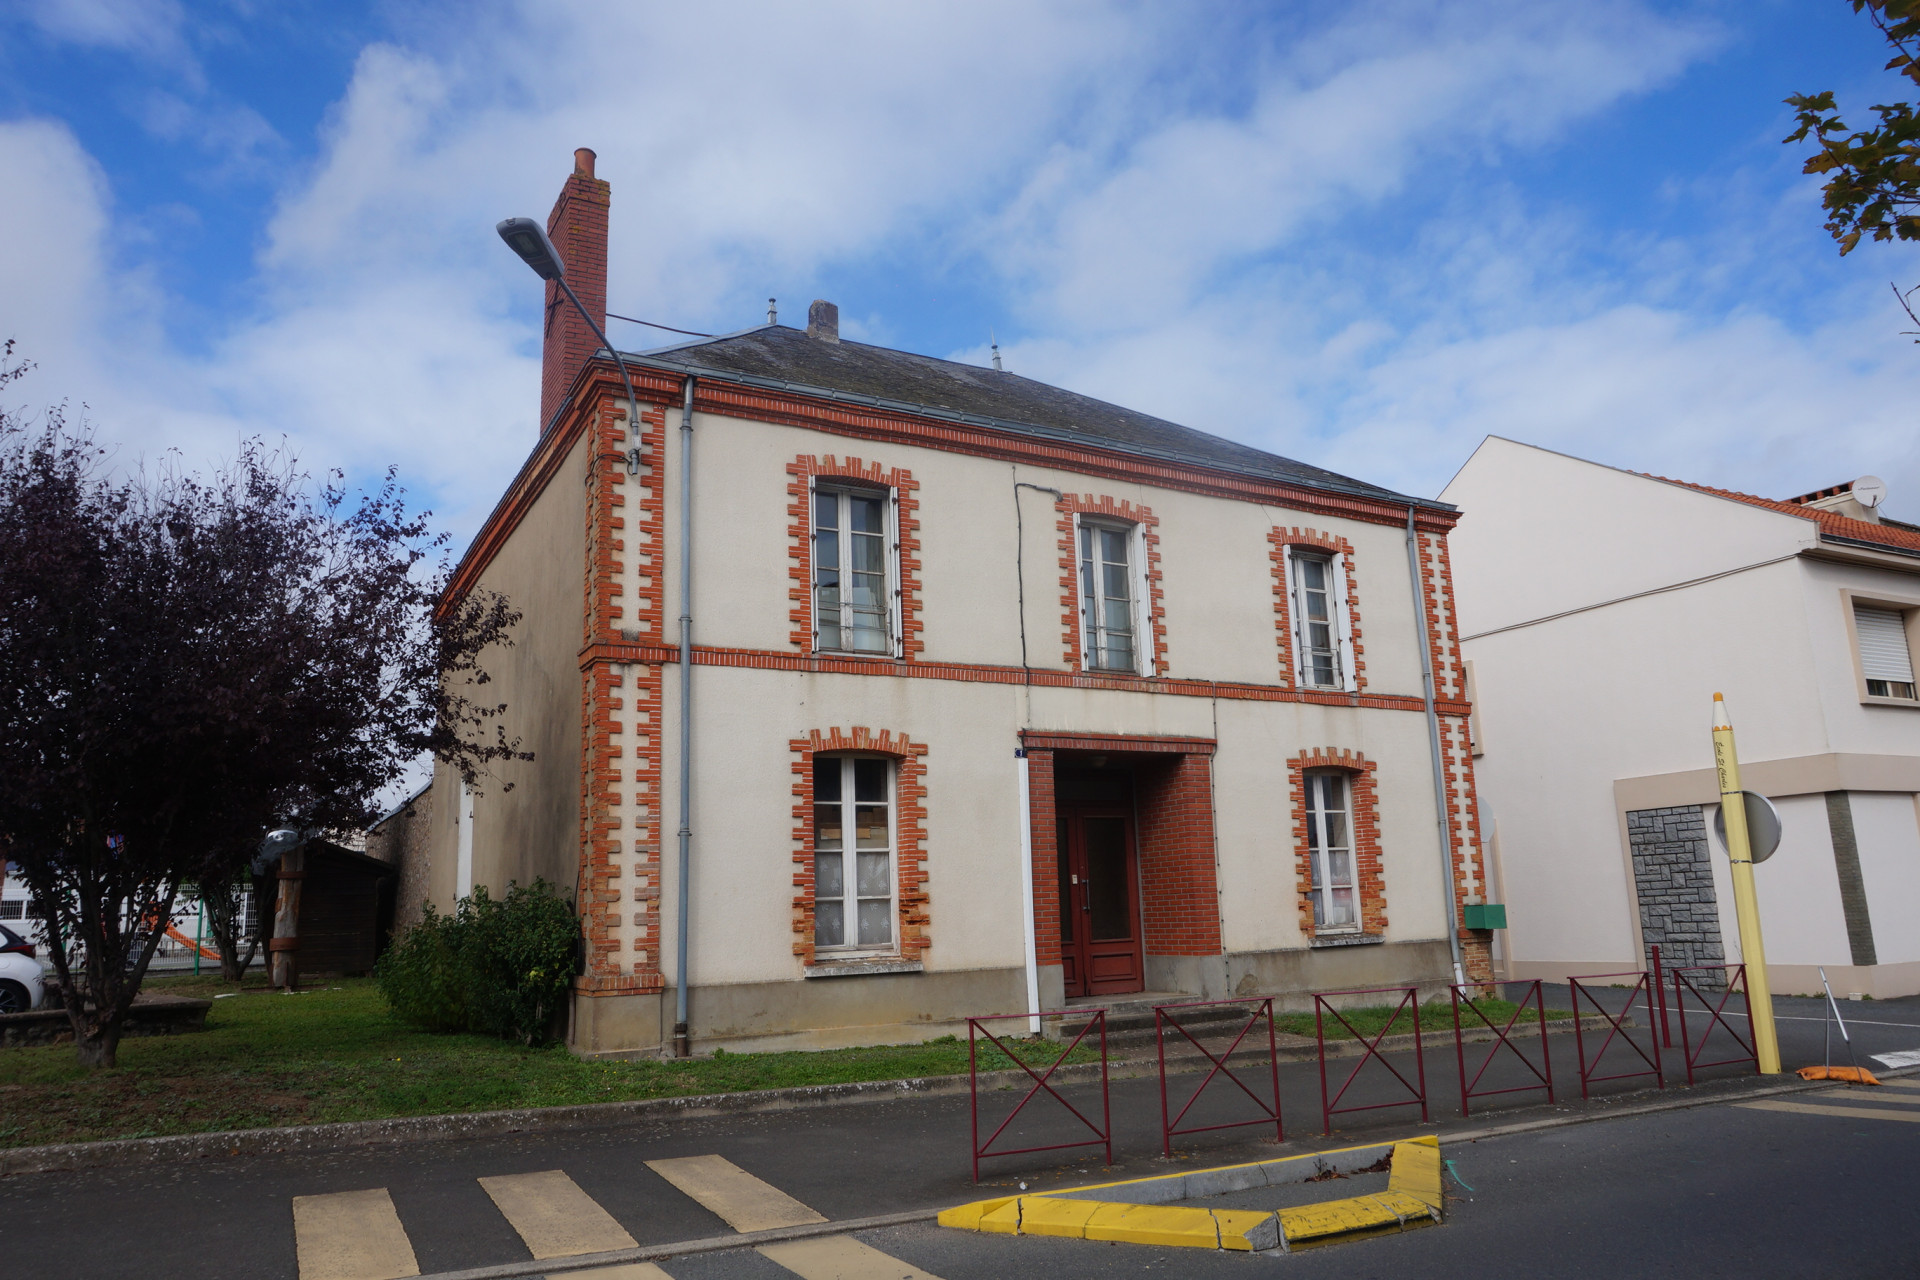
left=1450, top=979, right=1554, bottom=1117
left=1674, top=963, right=1758, bottom=1084
left=1315, top=985, right=1428, bottom=1136
left=968, top=1009, right=1111, bottom=1183
left=1568, top=972, right=1664, bottom=1099
left=1154, top=996, right=1283, bottom=1157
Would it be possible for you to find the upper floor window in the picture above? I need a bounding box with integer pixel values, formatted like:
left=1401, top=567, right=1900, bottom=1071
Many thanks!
left=1079, top=519, right=1140, bottom=672
left=813, top=485, right=894, bottom=655
left=1856, top=604, right=1917, bottom=700
left=1304, top=770, right=1357, bottom=932
left=1288, top=549, right=1350, bottom=690
left=813, top=755, right=894, bottom=952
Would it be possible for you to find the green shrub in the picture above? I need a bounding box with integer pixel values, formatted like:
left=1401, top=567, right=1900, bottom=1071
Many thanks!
left=377, top=880, right=579, bottom=1045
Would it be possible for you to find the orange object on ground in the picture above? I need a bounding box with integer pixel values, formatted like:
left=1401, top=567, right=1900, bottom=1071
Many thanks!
left=1796, top=1065, right=1880, bottom=1085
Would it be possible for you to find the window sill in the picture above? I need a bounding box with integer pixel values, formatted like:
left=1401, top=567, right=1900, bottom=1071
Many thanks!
left=803, top=958, right=923, bottom=979
left=1860, top=694, right=1920, bottom=709
left=1309, top=932, right=1384, bottom=949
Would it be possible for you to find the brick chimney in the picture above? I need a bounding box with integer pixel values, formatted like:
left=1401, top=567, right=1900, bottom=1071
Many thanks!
left=540, top=148, right=610, bottom=434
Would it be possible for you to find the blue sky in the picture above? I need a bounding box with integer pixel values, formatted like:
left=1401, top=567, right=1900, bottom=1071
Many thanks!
left=4, top=0, right=1919, bottom=538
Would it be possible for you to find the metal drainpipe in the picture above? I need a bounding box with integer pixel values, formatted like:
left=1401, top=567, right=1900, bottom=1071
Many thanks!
left=1406, top=506, right=1466, bottom=988
left=672, top=376, right=697, bottom=1057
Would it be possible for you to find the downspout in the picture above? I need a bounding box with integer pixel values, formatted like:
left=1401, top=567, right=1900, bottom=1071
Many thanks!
left=1016, top=748, right=1040, bottom=1034
left=673, top=376, right=697, bottom=1057
left=1407, top=506, right=1466, bottom=988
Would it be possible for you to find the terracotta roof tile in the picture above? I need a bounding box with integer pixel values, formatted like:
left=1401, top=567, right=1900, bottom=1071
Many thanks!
left=1639, top=472, right=1920, bottom=555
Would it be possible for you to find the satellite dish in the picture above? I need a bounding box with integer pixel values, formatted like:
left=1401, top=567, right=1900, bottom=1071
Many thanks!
left=1854, top=475, right=1887, bottom=509
left=1711, top=791, right=1783, bottom=864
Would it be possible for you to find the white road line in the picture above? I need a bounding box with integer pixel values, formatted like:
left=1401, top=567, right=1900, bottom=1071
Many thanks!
left=479, top=1170, right=639, bottom=1260
left=759, top=1236, right=946, bottom=1280
left=293, top=1188, right=421, bottom=1280
left=646, top=1155, right=945, bottom=1280
left=1815, top=1087, right=1920, bottom=1106
left=645, top=1155, right=827, bottom=1233
left=1709, top=1011, right=1920, bottom=1030
left=1871, top=1049, right=1920, bottom=1069
left=1737, top=1099, right=1920, bottom=1124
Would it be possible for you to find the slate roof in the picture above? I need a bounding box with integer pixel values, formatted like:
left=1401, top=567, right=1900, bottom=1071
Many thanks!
left=619, top=324, right=1446, bottom=510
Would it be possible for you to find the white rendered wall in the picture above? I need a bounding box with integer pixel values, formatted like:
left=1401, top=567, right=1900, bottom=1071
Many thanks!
left=1852, top=792, right=1920, bottom=966
left=1708, top=793, right=1851, bottom=974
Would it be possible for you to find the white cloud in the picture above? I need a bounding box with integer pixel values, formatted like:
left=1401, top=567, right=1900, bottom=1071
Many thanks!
left=9, top=0, right=1920, bottom=549
left=19, top=0, right=195, bottom=73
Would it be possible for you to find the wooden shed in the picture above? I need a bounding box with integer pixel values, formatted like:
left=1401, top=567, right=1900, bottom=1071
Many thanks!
left=274, top=839, right=398, bottom=977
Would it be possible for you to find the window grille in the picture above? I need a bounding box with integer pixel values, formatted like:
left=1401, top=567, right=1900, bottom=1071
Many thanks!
left=1305, top=770, right=1358, bottom=931
left=813, top=756, right=895, bottom=951
left=813, top=486, right=893, bottom=654
left=1079, top=520, right=1138, bottom=672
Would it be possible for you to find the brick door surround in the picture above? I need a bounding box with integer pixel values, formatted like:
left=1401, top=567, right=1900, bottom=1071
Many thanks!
left=1022, top=733, right=1221, bottom=981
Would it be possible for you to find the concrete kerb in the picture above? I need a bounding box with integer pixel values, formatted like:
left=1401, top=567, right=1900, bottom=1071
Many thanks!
left=0, top=1013, right=1611, bottom=1178
left=938, top=1136, right=1444, bottom=1253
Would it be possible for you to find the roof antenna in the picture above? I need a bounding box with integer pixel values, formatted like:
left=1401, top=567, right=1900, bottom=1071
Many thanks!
left=990, top=329, right=1003, bottom=371
left=768, top=297, right=777, bottom=325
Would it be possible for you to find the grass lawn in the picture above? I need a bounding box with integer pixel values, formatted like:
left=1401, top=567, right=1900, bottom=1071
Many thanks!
left=1271, top=996, right=1572, bottom=1041
left=0, top=978, right=1570, bottom=1150
left=0, top=974, right=1093, bottom=1149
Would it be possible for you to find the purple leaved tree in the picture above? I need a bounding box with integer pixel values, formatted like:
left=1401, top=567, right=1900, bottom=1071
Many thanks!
left=0, top=344, right=528, bottom=1067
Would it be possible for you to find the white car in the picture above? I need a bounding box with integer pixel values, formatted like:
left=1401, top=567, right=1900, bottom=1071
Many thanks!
left=0, top=923, right=44, bottom=1013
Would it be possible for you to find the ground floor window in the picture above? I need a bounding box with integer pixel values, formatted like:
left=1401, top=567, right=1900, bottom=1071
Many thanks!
left=1304, top=769, right=1358, bottom=931
left=813, top=755, right=894, bottom=951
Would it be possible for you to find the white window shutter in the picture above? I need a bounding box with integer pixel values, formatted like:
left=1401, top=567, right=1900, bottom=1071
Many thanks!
left=1856, top=606, right=1915, bottom=682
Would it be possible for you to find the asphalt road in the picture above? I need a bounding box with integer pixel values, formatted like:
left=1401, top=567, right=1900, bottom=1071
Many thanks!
left=0, top=990, right=1915, bottom=1280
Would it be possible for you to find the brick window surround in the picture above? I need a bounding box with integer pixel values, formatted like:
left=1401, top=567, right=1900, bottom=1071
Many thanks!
left=1056, top=494, right=1168, bottom=676
left=789, top=728, right=930, bottom=968
left=1268, top=527, right=1367, bottom=693
left=786, top=456, right=923, bottom=660
left=1286, top=748, right=1387, bottom=940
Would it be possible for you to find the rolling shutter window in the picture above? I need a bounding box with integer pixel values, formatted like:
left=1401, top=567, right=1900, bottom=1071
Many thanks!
left=1855, top=606, right=1915, bottom=683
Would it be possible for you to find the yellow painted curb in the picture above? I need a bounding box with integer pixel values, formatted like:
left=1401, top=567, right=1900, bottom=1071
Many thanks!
left=938, top=1136, right=1443, bottom=1253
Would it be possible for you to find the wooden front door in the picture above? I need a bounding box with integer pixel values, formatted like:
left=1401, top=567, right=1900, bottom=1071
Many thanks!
left=1058, top=808, right=1144, bottom=997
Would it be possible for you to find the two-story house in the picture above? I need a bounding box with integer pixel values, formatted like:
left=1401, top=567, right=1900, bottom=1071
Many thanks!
left=1445, top=436, right=1920, bottom=1001
left=407, top=150, right=1493, bottom=1056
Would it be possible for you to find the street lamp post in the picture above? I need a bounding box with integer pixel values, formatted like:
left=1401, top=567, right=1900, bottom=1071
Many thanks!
left=496, top=216, right=644, bottom=473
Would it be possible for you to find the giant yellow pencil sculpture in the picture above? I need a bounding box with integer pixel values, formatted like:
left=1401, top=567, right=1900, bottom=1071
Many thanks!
left=1712, top=693, right=1781, bottom=1074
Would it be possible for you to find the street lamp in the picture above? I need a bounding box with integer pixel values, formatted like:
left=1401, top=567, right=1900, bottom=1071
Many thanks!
left=496, top=216, right=643, bottom=473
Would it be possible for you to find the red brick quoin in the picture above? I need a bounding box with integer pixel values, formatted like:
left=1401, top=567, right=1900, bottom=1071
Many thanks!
left=788, top=729, right=930, bottom=968
left=578, top=395, right=665, bottom=995
left=1268, top=527, right=1367, bottom=692
left=785, top=456, right=923, bottom=660
left=1286, top=748, right=1387, bottom=940
left=1056, top=494, right=1168, bottom=675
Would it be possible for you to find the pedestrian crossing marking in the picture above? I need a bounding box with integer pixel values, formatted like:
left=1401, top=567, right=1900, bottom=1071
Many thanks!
left=553, top=1266, right=674, bottom=1279
left=645, top=1154, right=828, bottom=1233
left=1738, top=1099, right=1920, bottom=1124
left=479, top=1169, right=639, bottom=1259
left=1815, top=1087, right=1920, bottom=1106
left=759, top=1236, right=945, bottom=1280
left=1881, top=1077, right=1920, bottom=1091
left=292, top=1187, right=421, bottom=1280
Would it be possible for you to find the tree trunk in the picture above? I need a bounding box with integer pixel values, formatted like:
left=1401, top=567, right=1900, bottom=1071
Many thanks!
left=269, top=848, right=304, bottom=990
left=203, top=876, right=260, bottom=982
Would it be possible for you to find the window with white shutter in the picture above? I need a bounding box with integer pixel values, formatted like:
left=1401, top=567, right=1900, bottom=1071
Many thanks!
left=1855, top=605, right=1917, bottom=700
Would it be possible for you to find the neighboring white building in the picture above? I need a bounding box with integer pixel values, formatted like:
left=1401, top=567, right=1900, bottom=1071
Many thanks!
left=1444, top=436, right=1920, bottom=999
